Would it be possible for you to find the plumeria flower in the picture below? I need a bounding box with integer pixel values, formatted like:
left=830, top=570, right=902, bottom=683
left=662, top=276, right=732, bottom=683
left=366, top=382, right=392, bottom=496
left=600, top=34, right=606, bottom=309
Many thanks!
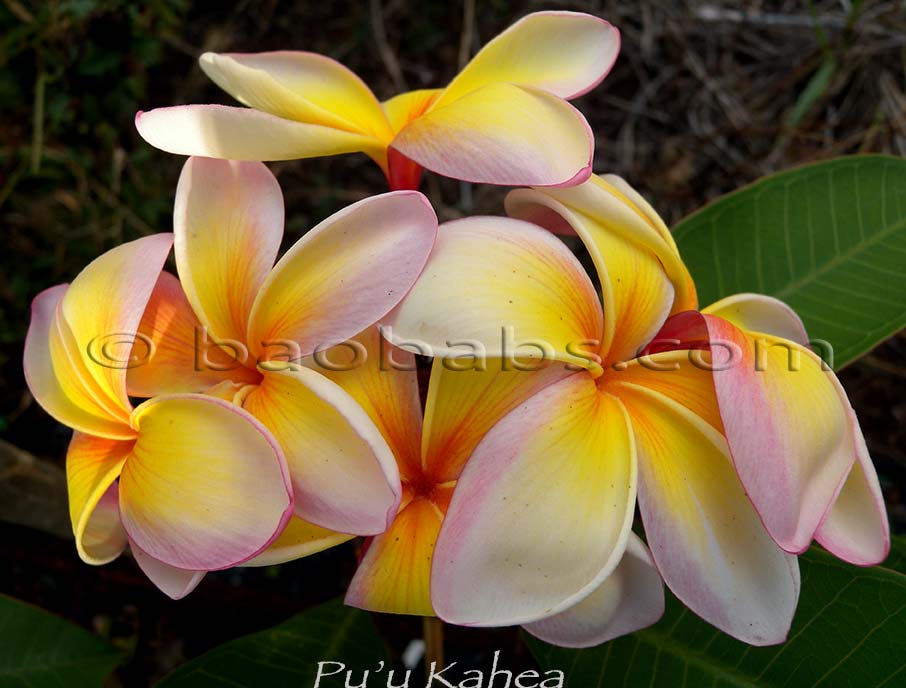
left=384, top=174, right=889, bottom=646
left=24, top=156, right=437, bottom=598
left=293, top=325, right=663, bottom=648
left=134, top=11, right=619, bottom=190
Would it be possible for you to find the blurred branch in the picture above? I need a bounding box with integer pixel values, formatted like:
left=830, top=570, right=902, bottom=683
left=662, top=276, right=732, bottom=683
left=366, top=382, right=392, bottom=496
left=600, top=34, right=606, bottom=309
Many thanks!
left=370, top=0, right=406, bottom=92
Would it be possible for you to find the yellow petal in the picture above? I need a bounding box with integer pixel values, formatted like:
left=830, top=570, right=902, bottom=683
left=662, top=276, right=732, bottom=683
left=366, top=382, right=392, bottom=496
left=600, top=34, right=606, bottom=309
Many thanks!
left=199, top=51, right=393, bottom=141
left=66, top=432, right=132, bottom=564
left=346, top=495, right=446, bottom=616
left=174, top=157, right=284, bottom=345
left=421, top=357, right=573, bottom=483
left=120, top=394, right=293, bottom=570
left=243, top=516, right=353, bottom=567
left=507, top=175, right=698, bottom=313
left=616, top=380, right=798, bottom=645
left=128, top=272, right=260, bottom=397
left=384, top=216, right=603, bottom=373
left=382, top=89, right=442, bottom=136
left=435, top=11, right=619, bottom=109
left=308, top=326, right=423, bottom=481
left=432, top=376, right=636, bottom=626
left=392, top=83, right=592, bottom=186
left=243, top=366, right=401, bottom=536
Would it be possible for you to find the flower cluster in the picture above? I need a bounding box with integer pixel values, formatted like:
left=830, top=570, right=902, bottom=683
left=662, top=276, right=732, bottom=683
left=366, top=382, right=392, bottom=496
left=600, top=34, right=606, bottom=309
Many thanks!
left=24, top=11, right=888, bottom=647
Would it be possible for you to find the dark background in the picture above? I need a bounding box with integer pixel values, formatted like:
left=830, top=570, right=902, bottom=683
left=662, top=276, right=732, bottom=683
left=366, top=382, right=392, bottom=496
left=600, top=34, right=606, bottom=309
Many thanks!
left=1, top=1, right=904, bottom=684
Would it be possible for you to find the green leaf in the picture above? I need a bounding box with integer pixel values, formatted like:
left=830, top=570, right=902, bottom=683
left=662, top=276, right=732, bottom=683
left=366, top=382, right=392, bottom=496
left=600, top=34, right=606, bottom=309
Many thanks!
left=158, top=598, right=389, bottom=687
left=673, top=155, right=906, bottom=368
left=0, top=594, right=123, bottom=687
left=527, top=538, right=906, bottom=687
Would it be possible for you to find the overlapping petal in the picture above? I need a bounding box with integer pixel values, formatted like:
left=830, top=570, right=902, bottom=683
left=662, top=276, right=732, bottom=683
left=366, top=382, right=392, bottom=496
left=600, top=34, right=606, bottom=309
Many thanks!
left=431, top=375, right=636, bottom=626
left=435, top=11, right=619, bottom=107
left=523, top=534, right=664, bottom=648
left=242, top=366, right=400, bottom=536
left=135, top=105, right=383, bottom=161
left=346, top=493, right=447, bottom=616
left=174, top=157, right=284, bottom=344
left=128, top=272, right=260, bottom=397
left=506, top=175, right=697, bottom=314
left=613, top=379, right=799, bottom=645
left=66, top=432, right=132, bottom=565
left=310, top=326, right=423, bottom=480
left=119, top=394, right=293, bottom=570
left=392, top=84, right=592, bottom=187
left=703, top=293, right=810, bottom=346
left=421, top=357, right=574, bottom=483
left=248, top=191, right=437, bottom=362
left=243, top=516, right=353, bottom=567
left=384, top=216, right=603, bottom=372
left=198, top=51, right=393, bottom=141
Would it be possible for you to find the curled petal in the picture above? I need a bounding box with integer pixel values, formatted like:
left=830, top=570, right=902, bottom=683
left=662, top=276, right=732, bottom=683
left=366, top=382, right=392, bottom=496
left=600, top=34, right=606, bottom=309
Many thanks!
left=436, top=11, right=619, bottom=107
left=431, top=375, right=636, bottom=626
left=523, top=534, right=664, bottom=648
left=815, top=393, right=890, bottom=566
left=199, top=51, right=392, bottom=140
left=66, top=431, right=132, bottom=565
left=703, top=293, right=810, bottom=345
left=25, top=286, right=132, bottom=439
left=119, top=394, right=293, bottom=570
left=243, top=367, right=401, bottom=536
left=248, top=191, right=437, bottom=361
left=392, top=84, right=592, bottom=187
left=135, top=105, right=384, bottom=161
left=132, top=543, right=205, bottom=600
left=175, top=157, right=284, bottom=344
left=60, top=233, right=174, bottom=420
left=384, top=216, right=603, bottom=372
left=614, top=380, right=799, bottom=645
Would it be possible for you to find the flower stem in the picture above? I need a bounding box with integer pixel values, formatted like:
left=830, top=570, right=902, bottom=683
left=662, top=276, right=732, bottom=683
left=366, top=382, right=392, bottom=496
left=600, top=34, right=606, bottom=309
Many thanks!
left=422, top=616, right=445, bottom=677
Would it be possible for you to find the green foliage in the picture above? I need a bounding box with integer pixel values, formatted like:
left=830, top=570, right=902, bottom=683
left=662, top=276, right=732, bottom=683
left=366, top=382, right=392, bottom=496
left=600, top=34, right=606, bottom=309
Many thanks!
left=0, top=593, right=123, bottom=687
left=673, top=155, right=906, bottom=368
left=158, top=598, right=389, bottom=687
left=527, top=538, right=906, bottom=687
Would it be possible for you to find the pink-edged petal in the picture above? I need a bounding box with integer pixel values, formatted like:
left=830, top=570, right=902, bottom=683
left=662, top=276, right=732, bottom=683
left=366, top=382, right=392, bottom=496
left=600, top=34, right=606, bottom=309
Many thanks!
left=308, top=326, right=423, bottom=481
left=135, top=105, right=385, bottom=162
left=66, top=431, right=133, bottom=565
left=25, top=286, right=132, bottom=439
left=198, top=51, right=393, bottom=141
left=119, top=394, right=293, bottom=570
left=506, top=174, right=697, bottom=316
left=174, top=157, right=283, bottom=344
left=815, top=393, right=890, bottom=566
left=703, top=293, right=810, bottom=345
left=701, top=315, right=856, bottom=553
left=243, top=366, right=401, bottom=536
left=436, top=11, right=619, bottom=108
left=523, top=534, right=664, bottom=648
left=384, top=216, right=603, bottom=373
left=431, top=375, right=636, bottom=626
left=128, top=272, right=260, bottom=397
left=243, top=516, right=353, bottom=567
left=131, top=542, right=205, bottom=600
left=59, top=233, right=174, bottom=418
left=247, top=191, right=437, bottom=362
left=392, top=83, right=592, bottom=187
left=614, top=379, right=799, bottom=646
